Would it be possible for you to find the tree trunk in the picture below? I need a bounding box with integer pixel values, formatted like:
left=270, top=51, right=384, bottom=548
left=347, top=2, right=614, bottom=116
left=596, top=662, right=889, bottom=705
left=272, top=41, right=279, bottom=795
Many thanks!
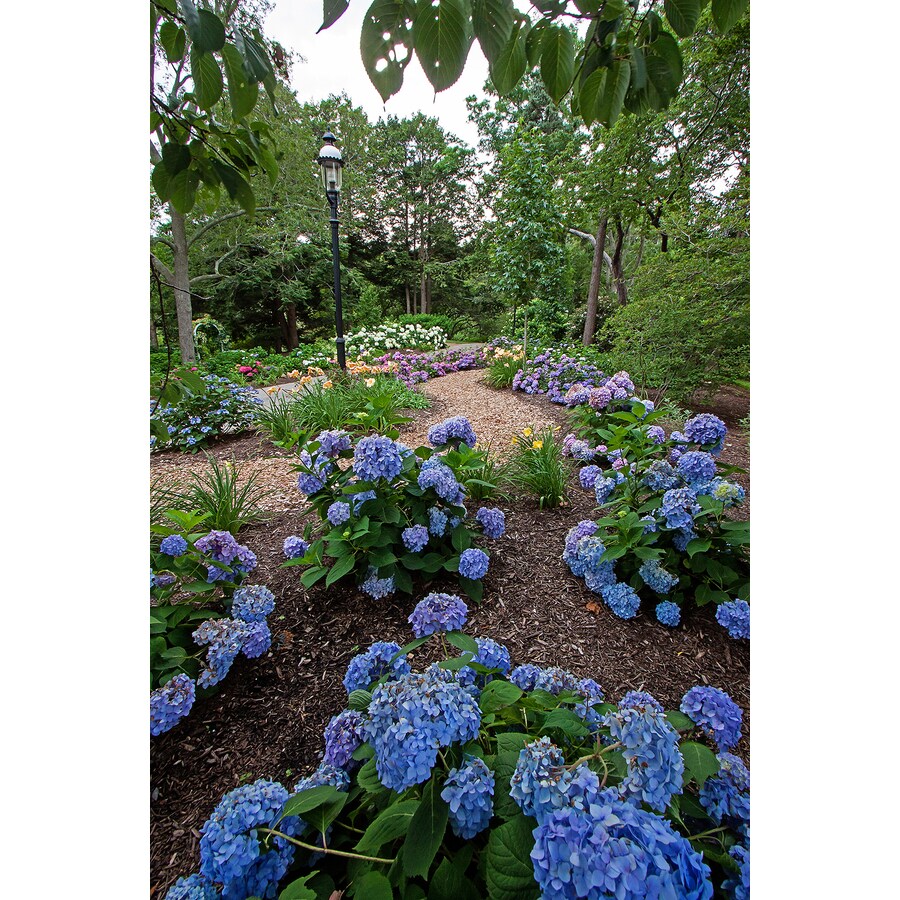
left=150, top=317, right=158, bottom=349
left=420, top=266, right=426, bottom=315
left=582, top=217, right=608, bottom=346
left=284, top=303, right=298, bottom=349
left=425, top=273, right=432, bottom=314
left=169, top=207, right=196, bottom=363
left=611, top=218, right=628, bottom=307
left=405, top=284, right=411, bottom=315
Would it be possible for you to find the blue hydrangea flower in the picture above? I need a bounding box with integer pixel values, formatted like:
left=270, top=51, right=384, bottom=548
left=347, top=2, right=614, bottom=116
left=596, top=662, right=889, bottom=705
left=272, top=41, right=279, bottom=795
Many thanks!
left=509, top=663, right=543, bottom=692
left=672, top=525, right=698, bottom=553
left=351, top=489, right=377, bottom=513
left=364, top=665, right=481, bottom=792
left=428, top=506, right=448, bottom=536
left=476, top=507, right=506, bottom=538
left=699, top=752, right=750, bottom=830
left=509, top=736, right=569, bottom=821
left=164, top=873, right=217, bottom=900
left=199, top=779, right=299, bottom=900
left=600, top=582, right=641, bottom=619
left=618, top=690, right=663, bottom=713
left=655, top=601, right=681, bottom=627
left=604, top=704, right=684, bottom=811
left=658, top=487, right=701, bottom=530
left=297, top=449, right=332, bottom=495
left=361, top=568, right=396, bottom=599
left=150, top=673, right=196, bottom=736
left=457, top=636, right=513, bottom=687
left=640, top=515, right=658, bottom=534
left=428, top=416, right=477, bottom=448
left=589, top=385, right=612, bottom=409
left=193, top=619, right=247, bottom=688
left=578, top=465, right=602, bottom=489
left=638, top=558, right=679, bottom=595
left=706, top=477, right=746, bottom=506
left=402, top=524, right=429, bottom=552
left=681, top=686, right=744, bottom=752
left=573, top=678, right=605, bottom=732
left=282, top=536, right=309, bottom=560
left=239, top=621, right=271, bottom=659
left=569, top=439, right=596, bottom=461
left=322, top=710, right=366, bottom=769
left=684, top=413, right=727, bottom=454
left=594, top=476, right=618, bottom=505
left=314, top=429, right=352, bottom=457
left=353, top=435, right=406, bottom=482
left=647, top=424, right=666, bottom=444
left=441, top=756, right=495, bottom=838
left=644, top=460, right=680, bottom=492
left=722, top=844, right=750, bottom=900
left=343, top=641, right=411, bottom=694
left=531, top=793, right=713, bottom=900
left=534, top=667, right=579, bottom=695
left=194, top=530, right=241, bottom=564
left=160, top=534, right=189, bottom=557
left=677, top=451, right=718, bottom=488
left=562, top=521, right=599, bottom=576
left=716, top=599, right=750, bottom=640
left=293, top=763, right=351, bottom=794
left=232, top=585, right=275, bottom=623
left=459, top=548, right=489, bottom=580
left=409, top=592, right=468, bottom=637
left=327, top=501, right=351, bottom=526
left=417, top=460, right=462, bottom=502
left=155, top=572, right=176, bottom=587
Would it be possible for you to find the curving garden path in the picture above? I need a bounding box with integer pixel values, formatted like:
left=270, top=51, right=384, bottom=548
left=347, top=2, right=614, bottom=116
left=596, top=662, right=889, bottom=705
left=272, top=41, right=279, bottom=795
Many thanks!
left=149, top=370, right=750, bottom=895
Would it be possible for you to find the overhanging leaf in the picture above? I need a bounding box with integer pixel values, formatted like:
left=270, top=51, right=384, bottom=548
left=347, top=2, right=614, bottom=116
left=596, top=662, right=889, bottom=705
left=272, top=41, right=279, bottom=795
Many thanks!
left=472, top=0, right=514, bottom=66
left=402, top=778, right=448, bottom=879
left=539, top=24, right=575, bottom=103
left=350, top=871, right=392, bottom=899
left=189, top=49, right=223, bottom=111
left=355, top=799, right=420, bottom=854
left=413, top=0, right=473, bottom=93
left=489, top=19, right=528, bottom=95
left=681, top=741, right=721, bottom=787
left=664, top=0, right=703, bottom=38
left=484, top=814, right=540, bottom=900
left=221, top=42, right=259, bottom=120
left=360, top=0, right=416, bottom=102
left=319, top=0, right=350, bottom=33
left=712, top=0, right=748, bottom=32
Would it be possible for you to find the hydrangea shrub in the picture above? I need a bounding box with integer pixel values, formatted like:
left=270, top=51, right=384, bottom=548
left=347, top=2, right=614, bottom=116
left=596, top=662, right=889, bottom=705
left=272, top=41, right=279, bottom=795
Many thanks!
left=165, top=615, right=749, bottom=900
left=287, top=418, right=502, bottom=602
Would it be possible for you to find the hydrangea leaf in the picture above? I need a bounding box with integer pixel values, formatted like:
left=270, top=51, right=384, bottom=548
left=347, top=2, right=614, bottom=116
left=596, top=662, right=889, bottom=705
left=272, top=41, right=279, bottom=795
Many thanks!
left=485, top=751, right=521, bottom=821
left=354, top=799, right=420, bottom=854
left=350, top=871, right=392, bottom=900
left=402, top=778, right=448, bottom=879
left=484, top=813, right=541, bottom=900
left=681, top=741, right=721, bottom=787
left=429, top=857, right=481, bottom=900
left=445, top=631, right=479, bottom=654
left=479, top=680, right=523, bottom=714
left=277, top=872, right=318, bottom=899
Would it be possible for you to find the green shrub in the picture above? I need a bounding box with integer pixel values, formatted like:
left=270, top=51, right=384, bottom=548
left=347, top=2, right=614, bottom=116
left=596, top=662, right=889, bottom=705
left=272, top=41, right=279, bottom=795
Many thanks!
left=398, top=312, right=455, bottom=333
left=483, top=354, right=522, bottom=389
left=505, top=426, right=570, bottom=509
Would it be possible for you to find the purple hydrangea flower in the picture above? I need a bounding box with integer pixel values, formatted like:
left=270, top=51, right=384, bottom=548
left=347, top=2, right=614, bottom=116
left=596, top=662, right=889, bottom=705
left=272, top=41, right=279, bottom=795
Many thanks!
left=459, top=548, right=489, bottom=580
left=647, top=424, right=666, bottom=444
left=314, top=429, right=352, bottom=457
left=353, top=435, right=406, bottom=482
left=658, top=487, right=701, bottom=530
left=677, top=451, right=718, bottom=488
left=681, top=686, right=743, bottom=752
left=160, top=534, right=188, bottom=557
left=408, top=592, right=468, bottom=637
left=327, top=501, right=351, bottom=526
left=402, top=524, right=429, bottom=552
left=427, top=416, right=477, bottom=448
left=684, top=413, right=727, bottom=454
left=509, top=663, right=543, bottom=692
left=716, top=599, right=750, bottom=640
left=417, top=459, right=462, bottom=502
left=476, top=507, right=506, bottom=538
left=282, top=536, right=309, bottom=560
left=699, top=752, right=750, bottom=831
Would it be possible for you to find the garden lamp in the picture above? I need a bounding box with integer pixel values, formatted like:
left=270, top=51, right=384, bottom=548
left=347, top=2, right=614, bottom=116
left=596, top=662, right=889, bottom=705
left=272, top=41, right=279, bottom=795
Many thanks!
left=317, top=131, right=346, bottom=369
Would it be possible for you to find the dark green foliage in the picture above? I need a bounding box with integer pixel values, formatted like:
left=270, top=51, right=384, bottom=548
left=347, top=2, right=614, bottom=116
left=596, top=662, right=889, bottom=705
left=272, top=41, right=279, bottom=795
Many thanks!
left=505, top=426, right=570, bottom=509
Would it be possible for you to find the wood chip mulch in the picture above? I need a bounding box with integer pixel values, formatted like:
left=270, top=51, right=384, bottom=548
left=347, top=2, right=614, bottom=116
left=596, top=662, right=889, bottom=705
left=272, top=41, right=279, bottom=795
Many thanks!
left=150, top=370, right=750, bottom=896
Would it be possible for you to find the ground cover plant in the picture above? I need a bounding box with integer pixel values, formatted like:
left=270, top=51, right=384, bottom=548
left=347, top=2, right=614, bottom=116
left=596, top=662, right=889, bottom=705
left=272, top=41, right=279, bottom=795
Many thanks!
left=150, top=512, right=277, bottom=736
left=289, top=417, right=506, bottom=603
left=506, top=425, right=571, bottom=509
left=162, top=596, right=749, bottom=900
left=370, top=347, right=481, bottom=387
left=345, top=322, right=448, bottom=359
left=151, top=374, right=263, bottom=452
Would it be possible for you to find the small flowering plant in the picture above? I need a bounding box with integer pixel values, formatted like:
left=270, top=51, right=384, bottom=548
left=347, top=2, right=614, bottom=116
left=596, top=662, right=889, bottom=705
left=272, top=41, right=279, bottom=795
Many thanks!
left=150, top=373, right=262, bottom=452
left=150, top=511, right=276, bottom=736
left=287, top=418, right=503, bottom=603
left=164, top=610, right=749, bottom=900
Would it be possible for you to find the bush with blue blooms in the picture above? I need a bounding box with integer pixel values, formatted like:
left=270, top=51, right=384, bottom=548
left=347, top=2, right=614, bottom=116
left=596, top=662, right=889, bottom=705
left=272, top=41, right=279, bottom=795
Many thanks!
left=164, top=614, right=749, bottom=900
left=150, top=373, right=262, bottom=452
left=287, top=419, right=500, bottom=603
left=150, top=512, right=277, bottom=735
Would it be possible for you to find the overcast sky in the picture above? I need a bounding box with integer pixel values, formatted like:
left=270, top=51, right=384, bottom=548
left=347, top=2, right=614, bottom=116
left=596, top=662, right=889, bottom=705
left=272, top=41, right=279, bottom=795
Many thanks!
left=266, top=3, right=492, bottom=148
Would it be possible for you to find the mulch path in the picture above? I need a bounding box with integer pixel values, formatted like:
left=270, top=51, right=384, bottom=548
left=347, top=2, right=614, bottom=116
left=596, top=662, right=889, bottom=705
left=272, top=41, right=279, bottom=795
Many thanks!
left=149, top=371, right=750, bottom=895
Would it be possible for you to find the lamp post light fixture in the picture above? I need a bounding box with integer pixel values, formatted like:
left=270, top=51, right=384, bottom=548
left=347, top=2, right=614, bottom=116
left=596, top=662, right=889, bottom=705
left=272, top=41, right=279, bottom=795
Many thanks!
left=317, top=131, right=346, bottom=369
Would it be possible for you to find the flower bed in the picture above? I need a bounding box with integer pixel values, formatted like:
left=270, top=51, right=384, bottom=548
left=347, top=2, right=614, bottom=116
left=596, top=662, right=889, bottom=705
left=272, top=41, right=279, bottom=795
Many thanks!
left=369, top=347, right=481, bottom=386
left=345, top=322, right=448, bottom=359
left=163, top=597, right=749, bottom=900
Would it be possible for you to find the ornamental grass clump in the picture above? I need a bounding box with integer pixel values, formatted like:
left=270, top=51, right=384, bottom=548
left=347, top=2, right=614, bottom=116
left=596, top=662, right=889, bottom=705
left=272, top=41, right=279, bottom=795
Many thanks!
left=288, top=417, right=502, bottom=602
left=506, top=425, right=570, bottom=509
left=150, top=511, right=277, bottom=735
left=164, top=614, right=749, bottom=900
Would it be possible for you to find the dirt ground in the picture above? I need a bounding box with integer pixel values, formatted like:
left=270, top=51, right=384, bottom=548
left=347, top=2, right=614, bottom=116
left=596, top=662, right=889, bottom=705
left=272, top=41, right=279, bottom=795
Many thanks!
left=149, top=371, right=750, bottom=895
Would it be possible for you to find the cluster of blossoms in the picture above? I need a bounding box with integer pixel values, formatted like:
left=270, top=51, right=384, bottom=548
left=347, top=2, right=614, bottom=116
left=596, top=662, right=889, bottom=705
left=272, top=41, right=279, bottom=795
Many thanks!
left=511, top=349, right=607, bottom=403
left=345, top=322, right=447, bottom=359
left=680, top=686, right=744, bottom=752
left=193, top=613, right=271, bottom=688
left=369, top=348, right=479, bottom=387
left=150, top=374, right=262, bottom=452
left=427, top=414, right=478, bottom=448
left=361, top=567, right=396, bottom=600
left=716, top=598, right=750, bottom=639
left=166, top=609, right=749, bottom=900
left=475, top=506, right=506, bottom=538
left=150, top=673, right=196, bottom=737
left=408, top=592, right=469, bottom=637
left=352, top=434, right=410, bottom=482
left=282, top=535, right=309, bottom=560
left=194, top=530, right=257, bottom=583
left=160, top=534, right=188, bottom=557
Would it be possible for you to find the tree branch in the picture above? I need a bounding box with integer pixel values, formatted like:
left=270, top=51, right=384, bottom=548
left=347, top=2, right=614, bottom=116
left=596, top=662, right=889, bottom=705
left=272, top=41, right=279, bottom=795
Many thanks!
left=152, top=235, right=175, bottom=252
left=150, top=252, right=174, bottom=285
left=567, top=228, right=614, bottom=270
left=187, top=207, right=277, bottom=247
left=190, top=245, right=240, bottom=284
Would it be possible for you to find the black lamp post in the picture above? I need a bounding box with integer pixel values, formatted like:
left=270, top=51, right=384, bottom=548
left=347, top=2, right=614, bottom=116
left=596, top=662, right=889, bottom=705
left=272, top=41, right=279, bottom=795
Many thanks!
left=317, top=131, right=346, bottom=369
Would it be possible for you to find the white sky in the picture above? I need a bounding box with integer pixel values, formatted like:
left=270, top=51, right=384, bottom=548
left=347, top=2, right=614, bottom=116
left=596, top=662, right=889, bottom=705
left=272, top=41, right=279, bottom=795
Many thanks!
left=266, top=2, right=492, bottom=148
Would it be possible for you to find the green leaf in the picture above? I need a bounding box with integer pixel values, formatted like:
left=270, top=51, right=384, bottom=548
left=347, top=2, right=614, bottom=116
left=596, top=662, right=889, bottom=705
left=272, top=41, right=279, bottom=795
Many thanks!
left=190, top=49, right=223, bottom=111
left=300, top=566, right=329, bottom=589
left=484, top=814, right=540, bottom=900
left=221, top=42, right=259, bottom=120
left=539, top=24, right=575, bottom=104
left=349, top=689, right=373, bottom=711
left=663, top=0, right=703, bottom=38
left=319, top=0, right=351, bottom=33
left=428, top=857, right=480, bottom=900
left=413, top=0, right=472, bottom=92
left=665, top=710, right=695, bottom=731
left=357, top=758, right=384, bottom=793
left=279, top=873, right=318, bottom=899
left=686, top=538, right=712, bottom=558
left=472, top=0, right=514, bottom=66
left=495, top=733, right=528, bottom=754
left=681, top=741, right=721, bottom=787
left=542, top=708, right=589, bottom=739
left=645, top=32, right=683, bottom=106
left=525, top=19, right=546, bottom=66
left=355, top=799, right=420, bottom=854
left=576, top=66, right=606, bottom=126
left=402, top=778, right=448, bottom=879
left=712, top=0, right=748, bottom=32
left=326, top=553, right=357, bottom=587
left=595, top=58, right=630, bottom=126
left=211, top=159, right=255, bottom=214
left=479, top=680, right=523, bottom=713
left=351, top=871, right=393, bottom=899
left=281, top=784, right=345, bottom=819
left=445, top=631, right=478, bottom=655
left=360, top=0, right=416, bottom=102
left=159, top=22, right=186, bottom=62
left=168, top=167, right=200, bottom=214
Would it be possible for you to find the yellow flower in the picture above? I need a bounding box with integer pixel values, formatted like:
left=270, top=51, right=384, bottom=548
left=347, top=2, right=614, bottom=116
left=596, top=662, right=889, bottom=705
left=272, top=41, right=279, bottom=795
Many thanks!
left=523, top=427, right=533, bottom=437
left=323, top=380, right=333, bottom=389
left=266, top=386, right=277, bottom=394
left=511, top=436, right=519, bottom=444
left=365, top=377, right=376, bottom=387
left=532, top=440, right=543, bottom=449
left=287, top=369, right=300, bottom=379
